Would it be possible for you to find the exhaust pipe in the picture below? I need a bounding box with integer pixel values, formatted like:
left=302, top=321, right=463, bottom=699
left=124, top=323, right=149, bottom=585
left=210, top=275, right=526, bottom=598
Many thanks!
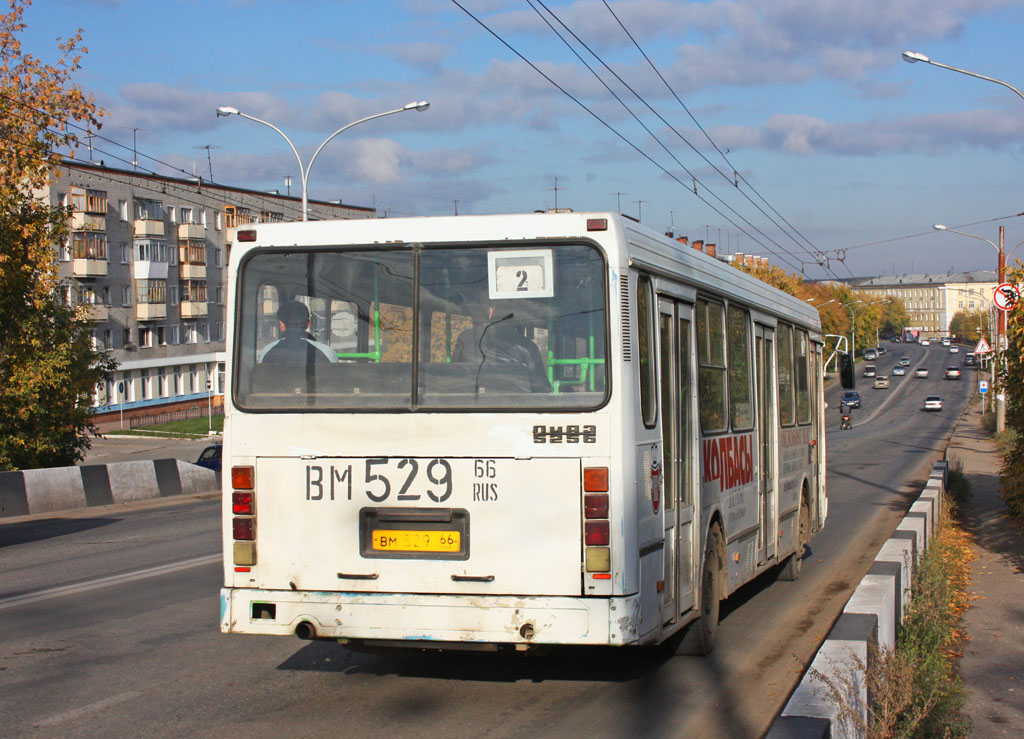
left=295, top=621, right=317, bottom=640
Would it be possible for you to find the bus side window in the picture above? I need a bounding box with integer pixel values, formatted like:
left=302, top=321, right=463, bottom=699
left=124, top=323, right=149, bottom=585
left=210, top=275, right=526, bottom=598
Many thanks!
left=637, top=275, right=657, bottom=428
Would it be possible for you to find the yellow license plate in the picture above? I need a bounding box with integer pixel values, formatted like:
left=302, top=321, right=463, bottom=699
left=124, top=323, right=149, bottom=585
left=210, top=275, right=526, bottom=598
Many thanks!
left=371, top=529, right=461, bottom=553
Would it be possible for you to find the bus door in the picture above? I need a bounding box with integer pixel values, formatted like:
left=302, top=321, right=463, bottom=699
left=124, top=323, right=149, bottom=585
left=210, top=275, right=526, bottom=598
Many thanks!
left=756, top=325, right=777, bottom=563
left=659, top=298, right=695, bottom=623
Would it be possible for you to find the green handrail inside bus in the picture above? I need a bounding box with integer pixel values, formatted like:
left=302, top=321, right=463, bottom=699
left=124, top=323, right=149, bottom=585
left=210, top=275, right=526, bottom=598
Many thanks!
left=334, top=277, right=383, bottom=362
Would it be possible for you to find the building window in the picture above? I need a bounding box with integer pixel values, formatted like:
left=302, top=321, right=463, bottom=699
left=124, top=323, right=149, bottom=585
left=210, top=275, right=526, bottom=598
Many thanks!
left=215, top=286, right=223, bottom=304
left=139, top=327, right=153, bottom=348
left=119, top=200, right=128, bottom=221
left=136, top=279, right=167, bottom=304
left=215, top=212, right=222, bottom=231
left=217, top=322, right=226, bottom=341
left=201, top=209, right=208, bottom=227
left=190, top=364, right=199, bottom=394
left=213, top=247, right=222, bottom=268
left=141, top=368, right=151, bottom=400
left=72, top=232, right=107, bottom=260
left=157, top=326, right=166, bottom=346
left=168, top=285, right=178, bottom=306
left=121, top=243, right=130, bottom=264
left=167, top=206, right=176, bottom=223
left=185, top=323, right=199, bottom=344
left=125, top=370, right=135, bottom=402
left=135, top=199, right=163, bottom=221
left=201, top=322, right=210, bottom=342
left=158, top=368, right=169, bottom=397
left=135, top=239, right=167, bottom=262
left=182, top=280, right=207, bottom=302
left=103, top=329, right=112, bottom=349
left=179, top=239, right=206, bottom=265
left=122, top=287, right=131, bottom=306
left=170, top=325, right=180, bottom=345
left=180, top=207, right=193, bottom=224
left=123, top=328, right=132, bottom=347
left=58, top=240, right=71, bottom=262
left=174, top=367, right=184, bottom=395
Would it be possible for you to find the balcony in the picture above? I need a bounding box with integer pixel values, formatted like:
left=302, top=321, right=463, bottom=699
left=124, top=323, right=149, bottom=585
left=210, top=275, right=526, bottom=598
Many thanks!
left=137, top=303, right=167, bottom=321
left=71, top=212, right=106, bottom=231
left=180, top=301, right=208, bottom=318
left=180, top=263, right=206, bottom=280
left=178, top=223, right=205, bottom=239
left=134, top=219, right=164, bottom=238
left=73, top=259, right=108, bottom=278
left=80, top=304, right=109, bottom=322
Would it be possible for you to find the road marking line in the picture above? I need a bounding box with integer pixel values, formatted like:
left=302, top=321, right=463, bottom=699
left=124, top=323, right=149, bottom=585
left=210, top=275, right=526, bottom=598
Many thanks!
left=0, top=553, right=221, bottom=612
left=35, top=691, right=142, bottom=726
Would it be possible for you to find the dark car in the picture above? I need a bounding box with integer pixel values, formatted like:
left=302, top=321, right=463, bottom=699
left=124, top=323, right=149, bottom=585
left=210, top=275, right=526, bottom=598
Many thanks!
left=196, top=443, right=222, bottom=471
left=841, top=391, right=862, bottom=409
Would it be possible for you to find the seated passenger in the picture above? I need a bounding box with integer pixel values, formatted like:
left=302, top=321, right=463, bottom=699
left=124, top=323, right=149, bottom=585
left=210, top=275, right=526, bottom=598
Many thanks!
left=259, top=300, right=338, bottom=364
left=452, top=305, right=550, bottom=392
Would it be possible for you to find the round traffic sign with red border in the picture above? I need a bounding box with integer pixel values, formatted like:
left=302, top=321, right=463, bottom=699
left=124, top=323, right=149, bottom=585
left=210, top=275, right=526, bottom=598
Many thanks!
left=994, top=283, right=1020, bottom=311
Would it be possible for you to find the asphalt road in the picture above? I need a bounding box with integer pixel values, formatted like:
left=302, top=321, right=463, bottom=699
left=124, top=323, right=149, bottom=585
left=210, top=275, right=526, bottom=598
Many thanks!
left=0, top=342, right=974, bottom=738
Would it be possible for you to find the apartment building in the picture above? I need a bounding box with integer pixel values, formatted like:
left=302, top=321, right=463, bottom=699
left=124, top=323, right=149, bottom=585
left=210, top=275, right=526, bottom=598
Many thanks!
left=44, top=160, right=373, bottom=428
left=853, top=271, right=998, bottom=339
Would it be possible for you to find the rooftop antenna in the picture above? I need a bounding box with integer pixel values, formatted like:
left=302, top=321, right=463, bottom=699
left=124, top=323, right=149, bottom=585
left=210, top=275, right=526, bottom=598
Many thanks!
left=84, top=130, right=95, bottom=161
left=284, top=175, right=293, bottom=197
left=193, top=144, right=220, bottom=181
left=453, top=199, right=460, bottom=216
left=634, top=200, right=647, bottom=223
left=549, top=176, right=562, bottom=211
left=128, top=127, right=148, bottom=170
left=611, top=191, right=626, bottom=213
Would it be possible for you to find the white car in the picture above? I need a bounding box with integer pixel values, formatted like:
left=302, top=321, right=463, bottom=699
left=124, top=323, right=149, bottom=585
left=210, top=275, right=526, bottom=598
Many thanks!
left=945, top=367, right=961, bottom=380
left=920, top=339, right=931, bottom=346
left=915, top=367, right=929, bottom=378
left=923, top=395, right=943, bottom=412
left=892, top=366, right=906, bottom=376
left=949, top=346, right=959, bottom=353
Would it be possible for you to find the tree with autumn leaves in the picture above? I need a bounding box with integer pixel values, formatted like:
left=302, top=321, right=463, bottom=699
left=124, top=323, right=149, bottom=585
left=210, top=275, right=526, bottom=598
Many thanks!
left=0, top=0, right=115, bottom=470
left=731, top=261, right=910, bottom=358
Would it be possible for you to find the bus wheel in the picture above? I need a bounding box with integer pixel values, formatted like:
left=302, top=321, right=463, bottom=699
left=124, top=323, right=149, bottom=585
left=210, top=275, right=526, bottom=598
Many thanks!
left=778, top=501, right=810, bottom=582
left=673, top=526, right=722, bottom=656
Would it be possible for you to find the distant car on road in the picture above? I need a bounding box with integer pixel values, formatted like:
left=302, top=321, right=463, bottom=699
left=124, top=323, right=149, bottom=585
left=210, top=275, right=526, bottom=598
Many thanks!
left=874, top=375, right=890, bottom=389
left=945, top=367, right=961, bottom=380
left=841, top=390, right=862, bottom=409
left=942, top=337, right=951, bottom=347
left=196, top=443, right=222, bottom=471
left=920, top=339, right=931, bottom=346
left=915, top=367, right=929, bottom=378
left=864, top=349, right=878, bottom=361
left=949, top=345, right=959, bottom=353
left=899, top=356, right=911, bottom=366
left=923, top=395, right=943, bottom=412
left=863, top=364, right=877, bottom=377
left=892, top=366, right=906, bottom=376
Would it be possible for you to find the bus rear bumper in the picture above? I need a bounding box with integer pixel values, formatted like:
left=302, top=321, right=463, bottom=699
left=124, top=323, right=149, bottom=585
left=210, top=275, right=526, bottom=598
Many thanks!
left=220, top=588, right=644, bottom=647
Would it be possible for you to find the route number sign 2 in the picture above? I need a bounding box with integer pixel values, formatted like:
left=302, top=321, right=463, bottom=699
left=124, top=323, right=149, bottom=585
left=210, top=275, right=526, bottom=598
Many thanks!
left=488, top=249, right=554, bottom=299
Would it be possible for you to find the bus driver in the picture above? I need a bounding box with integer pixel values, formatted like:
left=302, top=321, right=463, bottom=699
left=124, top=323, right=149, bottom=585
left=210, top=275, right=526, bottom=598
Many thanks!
left=259, top=300, right=338, bottom=364
left=451, top=304, right=551, bottom=393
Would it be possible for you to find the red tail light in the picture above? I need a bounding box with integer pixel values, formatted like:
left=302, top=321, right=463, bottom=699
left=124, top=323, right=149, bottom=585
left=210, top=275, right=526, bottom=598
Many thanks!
left=233, top=517, right=255, bottom=540
left=584, top=493, right=609, bottom=519
left=585, top=520, right=610, bottom=546
left=232, top=491, right=253, bottom=515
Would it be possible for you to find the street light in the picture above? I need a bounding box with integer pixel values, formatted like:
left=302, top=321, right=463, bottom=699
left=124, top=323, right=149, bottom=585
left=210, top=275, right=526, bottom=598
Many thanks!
left=216, top=100, right=430, bottom=220
left=842, top=300, right=863, bottom=357
left=901, top=51, right=1024, bottom=103
left=933, top=224, right=1006, bottom=431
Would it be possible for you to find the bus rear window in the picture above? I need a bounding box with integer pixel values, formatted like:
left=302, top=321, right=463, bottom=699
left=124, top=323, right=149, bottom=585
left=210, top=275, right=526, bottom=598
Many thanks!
left=233, top=243, right=608, bottom=412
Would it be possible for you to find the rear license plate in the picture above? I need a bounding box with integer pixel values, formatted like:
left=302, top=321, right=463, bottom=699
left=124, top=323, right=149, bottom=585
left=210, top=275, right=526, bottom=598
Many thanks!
left=371, top=529, right=461, bottom=553
left=360, top=507, right=470, bottom=560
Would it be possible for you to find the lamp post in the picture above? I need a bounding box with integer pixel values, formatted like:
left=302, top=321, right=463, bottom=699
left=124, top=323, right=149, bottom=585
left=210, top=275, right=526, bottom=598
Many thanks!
left=901, top=51, right=1024, bottom=103
left=934, top=224, right=1005, bottom=432
left=216, top=100, right=430, bottom=221
left=842, top=300, right=864, bottom=358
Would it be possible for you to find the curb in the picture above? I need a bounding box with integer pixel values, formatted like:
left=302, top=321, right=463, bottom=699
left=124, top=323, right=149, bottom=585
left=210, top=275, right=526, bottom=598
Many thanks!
left=0, top=459, right=219, bottom=518
left=766, top=460, right=947, bottom=738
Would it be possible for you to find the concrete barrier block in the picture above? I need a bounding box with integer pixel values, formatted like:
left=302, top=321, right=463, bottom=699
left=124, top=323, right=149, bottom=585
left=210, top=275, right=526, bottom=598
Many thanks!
left=845, top=573, right=898, bottom=650
left=108, top=460, right=160, bottom=503
left=876, top=538, right=913, bottom=620
left=896, top=514, right=926, bottom=552
left=177, top=460, right=219, bottom=495
left=910, top=498, right=935, bottom=538
left=22, top=466, right=86, bottom=514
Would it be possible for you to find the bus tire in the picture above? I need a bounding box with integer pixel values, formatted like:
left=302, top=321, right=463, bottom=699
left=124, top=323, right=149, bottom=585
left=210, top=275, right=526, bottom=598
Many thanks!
left=778, top=501, right=810, bottom=582
left=673, top=526, right=722, bottom=656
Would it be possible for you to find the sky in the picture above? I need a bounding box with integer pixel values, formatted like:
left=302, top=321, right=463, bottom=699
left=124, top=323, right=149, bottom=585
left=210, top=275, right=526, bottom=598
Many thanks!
left=18, top=0, right=1024, bottom=280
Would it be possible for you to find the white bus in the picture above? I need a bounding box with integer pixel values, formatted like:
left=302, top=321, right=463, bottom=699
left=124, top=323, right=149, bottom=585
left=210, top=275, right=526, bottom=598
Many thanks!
left=220, top=212, right=827, bottom=654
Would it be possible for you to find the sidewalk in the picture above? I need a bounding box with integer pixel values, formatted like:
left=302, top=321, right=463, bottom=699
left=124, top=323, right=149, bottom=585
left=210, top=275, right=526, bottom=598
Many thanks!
left=948, top=405, right=1024, bottom=734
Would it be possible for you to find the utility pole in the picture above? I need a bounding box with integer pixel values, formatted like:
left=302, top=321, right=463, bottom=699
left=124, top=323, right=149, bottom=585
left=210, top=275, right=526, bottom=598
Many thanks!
left=284, top=175, right=292, bottom=196
left=997, top=225, right=1006, bottom=432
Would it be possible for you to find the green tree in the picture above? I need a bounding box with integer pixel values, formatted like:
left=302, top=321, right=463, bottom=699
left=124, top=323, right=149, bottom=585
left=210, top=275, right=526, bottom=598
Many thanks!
left=0, top=0, right=115, bottom=470
left=1000, top=263, right=1024, bottom=516
left=948, top=310, right=989, bottom=344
